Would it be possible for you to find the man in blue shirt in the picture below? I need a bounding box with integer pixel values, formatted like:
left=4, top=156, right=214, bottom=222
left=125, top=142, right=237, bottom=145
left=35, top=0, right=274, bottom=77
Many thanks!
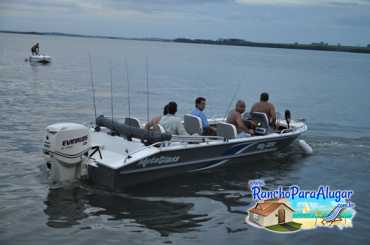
left=191, top=97, right=216, bottom=136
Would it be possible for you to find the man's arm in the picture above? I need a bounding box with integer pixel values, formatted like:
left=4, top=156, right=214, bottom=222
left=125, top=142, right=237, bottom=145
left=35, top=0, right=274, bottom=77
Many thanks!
left=200, top=112, right=208, bottom=128
left=235, top=113, right=250, bottom=133
left=144, top=116, right=160, bottom=130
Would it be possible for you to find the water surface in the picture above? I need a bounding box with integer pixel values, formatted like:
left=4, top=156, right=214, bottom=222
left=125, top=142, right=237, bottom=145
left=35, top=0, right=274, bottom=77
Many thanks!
left=0, top=33, right=370, bottom=244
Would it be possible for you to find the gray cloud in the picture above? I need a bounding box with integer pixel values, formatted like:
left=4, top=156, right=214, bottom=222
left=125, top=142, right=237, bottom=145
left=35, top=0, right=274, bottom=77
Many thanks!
left=236, top=0, right=370, bottom=6
left=1, top=0, right=370, bottom=45
left=0, top=0, right=230, bottom=13
left=2, top=0, right=370, bottom=17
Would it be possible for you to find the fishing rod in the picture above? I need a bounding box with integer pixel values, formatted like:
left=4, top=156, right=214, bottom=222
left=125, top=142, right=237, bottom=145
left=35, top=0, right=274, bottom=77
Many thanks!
left=124, top=59, right=131, bottom=120
left=109, top=61, right=114, bottom=126
left=88, top=53, right=97, bottom=124
left=145, top=57, right=150, bottom=123
left=223, top=80, right=242, bottom=120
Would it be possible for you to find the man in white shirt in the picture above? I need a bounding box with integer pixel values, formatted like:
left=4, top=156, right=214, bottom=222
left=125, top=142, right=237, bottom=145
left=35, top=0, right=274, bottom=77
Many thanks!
left=159, top=102, right=188, bottom=135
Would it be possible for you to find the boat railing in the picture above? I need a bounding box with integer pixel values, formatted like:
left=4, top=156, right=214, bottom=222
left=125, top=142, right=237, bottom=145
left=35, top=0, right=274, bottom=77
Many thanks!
left=280, top=128, right=294, bottom=134
left=170, top=135, right=225, bottom=143
left=124, top=135, right=224, bottom=159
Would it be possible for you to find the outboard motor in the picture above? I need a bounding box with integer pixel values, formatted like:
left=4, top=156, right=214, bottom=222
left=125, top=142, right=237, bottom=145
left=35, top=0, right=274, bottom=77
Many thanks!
left=43, top=123, right=91, bottom=187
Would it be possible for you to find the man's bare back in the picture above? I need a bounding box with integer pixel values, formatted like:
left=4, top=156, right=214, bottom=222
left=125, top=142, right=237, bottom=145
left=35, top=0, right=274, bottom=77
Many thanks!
left=251, top=102, right=276, bottom=121
left=251, top=93, right=276, bottom=126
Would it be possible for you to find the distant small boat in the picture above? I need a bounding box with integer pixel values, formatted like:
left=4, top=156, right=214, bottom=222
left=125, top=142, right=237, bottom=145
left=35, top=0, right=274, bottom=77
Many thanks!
left=29, top=54, right=51, bottom=64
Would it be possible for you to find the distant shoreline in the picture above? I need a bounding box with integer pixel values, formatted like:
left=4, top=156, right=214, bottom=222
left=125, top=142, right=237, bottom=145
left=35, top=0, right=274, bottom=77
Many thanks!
left=1, top=30, right=370, bottom=54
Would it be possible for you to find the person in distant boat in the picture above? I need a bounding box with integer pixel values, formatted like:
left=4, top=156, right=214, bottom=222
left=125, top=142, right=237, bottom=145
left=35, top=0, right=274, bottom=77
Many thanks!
left=144, top=104, right=169, bottom=131
left=251, top=92, right=276, bottom=128
left=191, top=97, right=216, bottom=136
left=159, top=101, right=188, bottom=135
left=31, top=43, right=40, bottom=55
left=227, top=100, right=255, bottom=137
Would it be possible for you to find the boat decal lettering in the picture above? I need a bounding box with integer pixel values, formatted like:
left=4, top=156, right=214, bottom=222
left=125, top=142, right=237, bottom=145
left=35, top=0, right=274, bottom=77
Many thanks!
left=256, top=142, right=276, bottom=150
left=138, top=156, right=180, bottom=168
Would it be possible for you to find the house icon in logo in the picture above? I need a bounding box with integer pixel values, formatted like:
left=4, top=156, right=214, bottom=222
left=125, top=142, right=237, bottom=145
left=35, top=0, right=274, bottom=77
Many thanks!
left=248, top=199, right=295, bottom=228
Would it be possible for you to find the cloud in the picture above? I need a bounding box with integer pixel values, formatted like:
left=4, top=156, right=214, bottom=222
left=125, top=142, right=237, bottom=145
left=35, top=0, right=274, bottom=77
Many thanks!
left=1, top=0, right=370, bottom=45
left=0, top=0, right=84, bottom=16
left=0, top=0, right=227, bottom=14
left=236, top=0, right=370, bottom=7
left=2, top=0, right=369, bottom=18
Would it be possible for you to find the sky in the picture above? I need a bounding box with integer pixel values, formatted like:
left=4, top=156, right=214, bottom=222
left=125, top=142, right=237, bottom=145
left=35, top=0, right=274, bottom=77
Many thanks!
left=0, top=0, right=370, bottom=45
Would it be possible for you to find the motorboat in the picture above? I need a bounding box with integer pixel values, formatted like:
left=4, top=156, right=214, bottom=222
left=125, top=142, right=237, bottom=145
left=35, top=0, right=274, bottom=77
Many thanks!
left=42, top=111, right=309, bottom=191
left=29, top=54, right=51, bottom=64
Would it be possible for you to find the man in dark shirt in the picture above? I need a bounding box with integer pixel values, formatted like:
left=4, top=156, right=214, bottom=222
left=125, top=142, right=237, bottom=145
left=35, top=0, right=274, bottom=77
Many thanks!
left=31, top=43, right=39, bottom=55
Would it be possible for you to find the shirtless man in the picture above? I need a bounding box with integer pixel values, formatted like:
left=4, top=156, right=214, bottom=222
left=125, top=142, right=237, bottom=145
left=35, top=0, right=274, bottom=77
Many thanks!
left=226, top=100, right=254, bottom=137
left=251, top=92, right=276, bottom=127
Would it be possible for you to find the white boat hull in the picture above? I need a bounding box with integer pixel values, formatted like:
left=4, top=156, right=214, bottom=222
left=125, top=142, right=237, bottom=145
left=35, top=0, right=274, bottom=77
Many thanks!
left=42, top=117, right=308, bottom=190
left=29, top=55, right=51, bottom=64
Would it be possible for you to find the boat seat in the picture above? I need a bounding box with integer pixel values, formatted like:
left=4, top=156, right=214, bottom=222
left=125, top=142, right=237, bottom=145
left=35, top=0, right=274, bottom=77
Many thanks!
left=217, top=122, right=237, bottom=140
left=184, top=114, right=203, bottom=135
left=243, top=112, right=271, bottom=135
left=124, top=117, right=141, bottom=128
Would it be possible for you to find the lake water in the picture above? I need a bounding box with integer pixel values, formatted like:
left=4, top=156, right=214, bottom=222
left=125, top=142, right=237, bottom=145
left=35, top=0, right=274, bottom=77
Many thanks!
left=0, top=33, right=370, bottom=244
